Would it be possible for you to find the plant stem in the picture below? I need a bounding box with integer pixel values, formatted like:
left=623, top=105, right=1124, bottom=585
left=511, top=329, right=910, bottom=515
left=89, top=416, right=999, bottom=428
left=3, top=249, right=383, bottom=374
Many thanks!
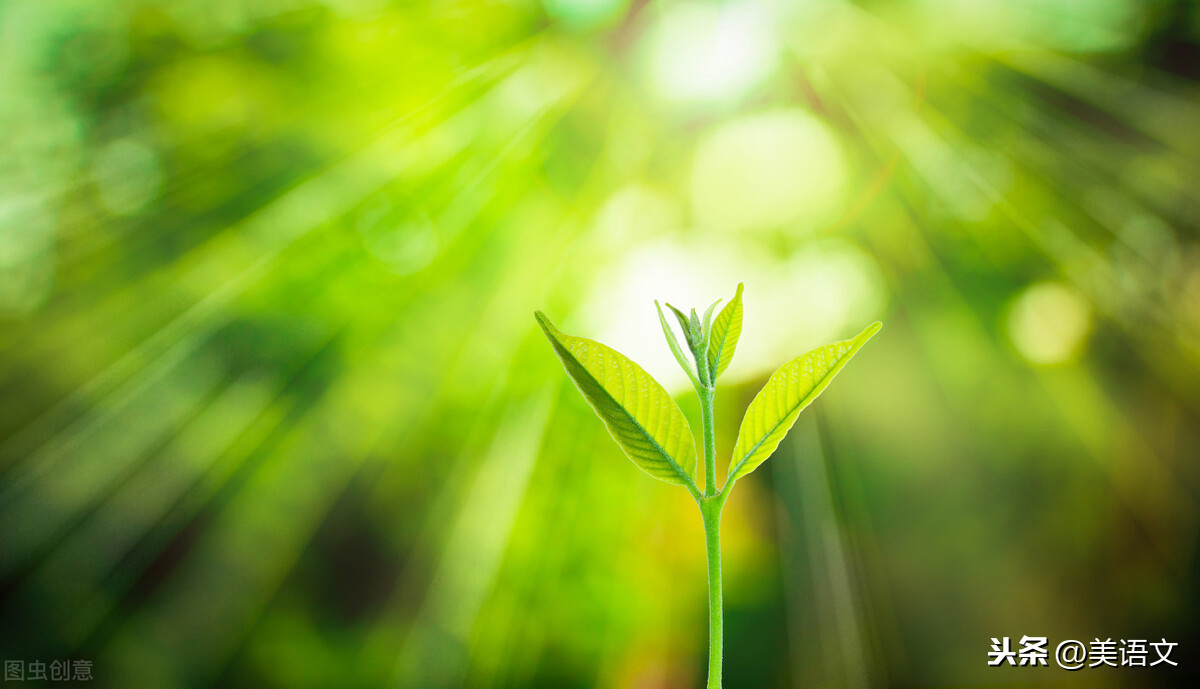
left=696, top=374, right=727, bottom=689
left=699, top=494, right=728, bottom=689
left=699, top=385, right=717, bottom=496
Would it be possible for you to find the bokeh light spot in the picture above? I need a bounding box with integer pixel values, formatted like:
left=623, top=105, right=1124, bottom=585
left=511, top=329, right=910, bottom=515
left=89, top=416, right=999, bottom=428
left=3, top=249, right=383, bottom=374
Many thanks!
left=543, top=0, right=630, bottom=31
left=644, top=0, right=779, bottom=106
left=690, top=109, right=848, bottom=233
left=739, top=238, right=887, bottom=377
left=591, top=185, right=680, bottom=249
left=1007, top=281, right=1092, bottom=365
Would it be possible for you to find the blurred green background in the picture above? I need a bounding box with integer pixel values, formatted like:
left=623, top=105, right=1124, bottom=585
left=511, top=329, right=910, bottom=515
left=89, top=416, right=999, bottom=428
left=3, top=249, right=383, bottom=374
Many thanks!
left=1, top=0, right=1198, bottom=687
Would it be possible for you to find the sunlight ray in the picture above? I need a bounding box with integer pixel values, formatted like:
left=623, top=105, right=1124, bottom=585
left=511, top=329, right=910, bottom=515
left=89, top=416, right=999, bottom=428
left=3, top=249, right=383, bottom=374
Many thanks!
left=92, top=285, right=516, bottom=688
left=87, top=60, right=587, bottom=685
left=4, top=370, right=284, bottom=648
left=997, top=46, right=1200, bottom=158
left=391, top=391, right=552, bottom=688
left=0, top=51, right=528, bottom=477
left=832, top=72, right=1200, bottom=576
left=774, top=416, right=873, bottom=689
left=838, top=63, right=1200, bottom=408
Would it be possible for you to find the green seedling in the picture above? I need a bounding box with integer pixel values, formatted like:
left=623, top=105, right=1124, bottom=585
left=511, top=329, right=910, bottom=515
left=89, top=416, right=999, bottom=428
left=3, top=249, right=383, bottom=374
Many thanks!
left=536, top=284, right=880, bottom=689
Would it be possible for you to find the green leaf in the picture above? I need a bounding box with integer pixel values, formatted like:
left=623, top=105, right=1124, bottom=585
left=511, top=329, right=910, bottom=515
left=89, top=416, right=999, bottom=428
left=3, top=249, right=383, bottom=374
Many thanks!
left=656, top=300, right=700, bottom=389
left=706, top=283, right=743, bottom=382
left=665, top=303, right=690, bottom=337
left=666, top=302, right=706, bottom=355
left=687, top=308, right=702, bottom=345
left=536, top=312, right=698, bottom=487
left=728, top=321, right=881, bottom=481
left=700, top=298, right=721, bottom=349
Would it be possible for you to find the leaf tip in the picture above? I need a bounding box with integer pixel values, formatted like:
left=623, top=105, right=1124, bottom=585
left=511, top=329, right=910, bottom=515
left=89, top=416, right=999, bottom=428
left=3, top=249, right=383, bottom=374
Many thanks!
left=861, top=320, right=883, bottom=341
left=534, top=310, right=558, bottom=336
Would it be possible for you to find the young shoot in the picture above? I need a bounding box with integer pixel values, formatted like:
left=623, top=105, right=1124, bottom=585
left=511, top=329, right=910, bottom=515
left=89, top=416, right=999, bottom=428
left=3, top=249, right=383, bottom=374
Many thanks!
left=536, top=284, right=881, bottom=689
